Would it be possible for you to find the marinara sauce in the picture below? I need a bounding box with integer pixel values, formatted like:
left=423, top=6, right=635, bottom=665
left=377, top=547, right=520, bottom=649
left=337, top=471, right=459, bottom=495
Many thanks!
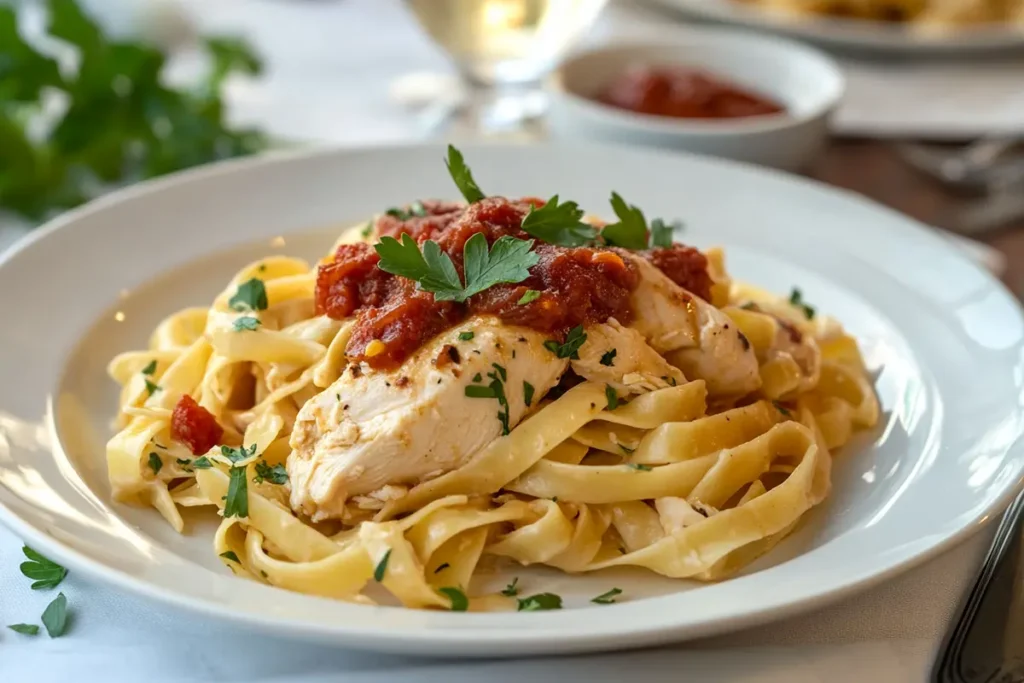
left=597, top=66, right=785, bottom=120
left=315, top=196, right=711, bottom=369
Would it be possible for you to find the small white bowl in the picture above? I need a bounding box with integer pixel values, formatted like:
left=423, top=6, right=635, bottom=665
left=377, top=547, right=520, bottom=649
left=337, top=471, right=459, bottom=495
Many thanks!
left=546, top=30, right=845, bottom=171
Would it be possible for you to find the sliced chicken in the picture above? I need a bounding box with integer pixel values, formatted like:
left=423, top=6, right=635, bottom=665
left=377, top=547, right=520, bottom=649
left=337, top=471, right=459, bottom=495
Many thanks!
left=288, top=317, right=568, bottom=521
left=571, top=319, right=684, bottom=396
left=625, top=255, right=761, bottom=397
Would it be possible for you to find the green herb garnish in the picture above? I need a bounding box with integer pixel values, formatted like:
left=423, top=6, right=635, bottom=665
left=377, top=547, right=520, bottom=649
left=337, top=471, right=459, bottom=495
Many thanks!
left=501, top=577, right=520, bottom=597
left=464, top=365, right=511, bottom=434
left=375, top=233, right=537, bottom=303
left=361, top=220, right=374, bottom=238
left=7, top=624, right=39, bottom=636
left=445, top=145, right=486, bottom=203
left=192, top=456, right=213, bottom=469
left=20, top=546, right=67, bottom=590
left=772, top=400, right=792, bottom=418
left=626, top=463, right=652, bottom=471
left=518, top=289, right=541, bottom=305
left=523, top=381, right=535, bottom=407
left=41, top=592, right=68, bottom=638
left=253, top=460, right=288, bottom=485
left=591, top=588, right=622, bottom=605
left=543, top=325, right=587, bottom=360
left=521, top=195, right=599, bottom=247
left=439, top=586, right=469, bottom=611
left=649, top=218, right=680, bottom=248
left=228, top=278, right=268, bottom=312
left=220, top=443, right=257, bottom=463
left=144, top=379, right=160, bottom=397
left=141, top=360, right=157, bottom=376
left=599, top=349, right=617, bottom=367
left=605, top=385, right=619, bottom=411
left=459, top=331, right=475, bottom=341
left=232, top=316, right=261, bottom=332
left=147, top=452, right=162, bottom=476
left=374, top=549, right=392, bottom=582
left=223, top=466, right=249, bottom=518
left=789, top=288, right=815, bottom=319
left=220, top=551, right=240, bottom=564
left=517, top=593, right=562, bottom=612
left=601, top=192, right=648, bottom=250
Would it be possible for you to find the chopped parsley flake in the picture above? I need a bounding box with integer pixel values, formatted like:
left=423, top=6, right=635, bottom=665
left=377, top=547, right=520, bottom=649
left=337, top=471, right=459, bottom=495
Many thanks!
left=228, top=278, right=268, bottom=312
left=176, top=458, right=194, bottom=472
left=374, top=549, right=392, bottom=582
left=518, top=289, right=541, bottom=305
left=141, top=360, right=157, bottom=376
left=772, top=400, right=792, bottom=418
left=41, top=592, right=68, bottom=638
left=501, top=577, right=520, bottom=597
left=459, top=331, right=475, bottom=341
left=223, top=466, right=249, bottom=518
left=19, top=546, right=68, bottom=590
left=543, top=325, right=587, bottom=360
left=789, top=288, right=815, bottom=319
left=220, top=443, right=258, bottom=463
left=464, top=366, right=511, bottom=434
left=253, top=460, right=288, bottom=485
left=375, top=232, right=537, bottom=303
left=520, top=195, right=599, bottom=247
left=439, top=586, right=469, bottom=611
left=605, top=385, right=619, bottom=411
left=7, top=624, right=39, bottom=636
left=147, top=452, right=162, bottom=476
left=523, top=381, right=535, bottom=407
left=472, top=372, right=482, bottom=382
left=232, top=316, right=261, bottom=332
left=517, top=593, right=562, bottom=612
left=361, top=220, right=373, bottom=238
left=591, top=588, right=622, bottom=605
left=220, top=551, right=241, bottom=564
left=144, top=379, right=161, bottom=396
left=599, top=349, right=617, bottom=366
left=627, top=463, right=652, bottom=472
left=445, top=145, right=486, bottom=203
left=192, top=456, right=213, bottom=469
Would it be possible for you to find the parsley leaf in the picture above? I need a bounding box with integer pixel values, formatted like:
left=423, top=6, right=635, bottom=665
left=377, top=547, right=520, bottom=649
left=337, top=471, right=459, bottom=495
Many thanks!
left=229, top=278, right=268, bottom=312
left=517, top=593, right=562, bottom=612
left=789, top=288, right=815, bottom=319
left=41, top=592, right=68, bottom=638
left=544, top=325, right=587, bottom=359
left=361, top=220, right=374, bottom=238
left=649, top=218, right=679, bottom=248
left=601, top=192, right=648, bottom=250
left=605, top=385, right=619, bottom=411
left=192, top=456, right=213, bottom=469
left=600, top=348, right=617, bottom=367
left=626, top=463, right=652, bottom=472
left=466, top=366, right=512, bottom=434
left=220, top=443, right=257, bottom=463
left=144, top=379, right=160, bottom=397
left=253, top=460, right=288, bottom=485
left=439, top=586, right=469, bottom=611
left=445, top=145, right=486, bottom=203
left=220, top=551, right=240, bottom=564
left=521, top=195, right=599, bottom=247
left=458, top=331, right=475, bottom=341
left=374, top=549, right=392, bottom=582
left=232, top=316, right=261, bottom=332
left=20, top=546, right=68, bottom=590
left=518, top=289, right=541, bottom=305
left=376, top=233, right=538, bottom=302
left=501, top=577, right=520, bottom=597
left=591, top=588, right=622, bottom=605
left=523, top=381, right=535, bottom=407
left=141, top=360, right=157, bottom=376
left=7, top=624, right=39, bottom=636
left=386, top=201, right=429, bottom=220
left=147, top=452, right=162, bottom=476
left=176, top=458, right=194, bottom=473
left=223, top=466, right=249, bottom=518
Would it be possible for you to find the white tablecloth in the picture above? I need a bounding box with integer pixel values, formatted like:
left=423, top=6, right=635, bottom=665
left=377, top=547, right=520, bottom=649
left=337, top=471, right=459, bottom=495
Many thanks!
left=0, top=1, right=1014, bottom=680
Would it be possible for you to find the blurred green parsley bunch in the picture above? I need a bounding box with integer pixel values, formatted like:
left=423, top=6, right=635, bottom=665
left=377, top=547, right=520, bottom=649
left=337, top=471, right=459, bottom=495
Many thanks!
left=0, top=0, right=267, bottom=221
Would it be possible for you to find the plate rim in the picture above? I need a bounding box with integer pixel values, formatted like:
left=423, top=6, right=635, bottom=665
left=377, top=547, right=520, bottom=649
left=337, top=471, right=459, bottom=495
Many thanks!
left=1, top=140, right=1022, bottom=655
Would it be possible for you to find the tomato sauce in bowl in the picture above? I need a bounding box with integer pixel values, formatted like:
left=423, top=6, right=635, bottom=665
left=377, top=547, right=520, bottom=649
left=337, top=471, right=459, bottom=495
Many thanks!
left=596, top=66, right=785, bottom=121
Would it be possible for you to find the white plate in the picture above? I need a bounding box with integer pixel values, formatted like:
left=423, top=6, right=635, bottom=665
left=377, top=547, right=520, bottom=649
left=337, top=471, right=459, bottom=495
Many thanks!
left=0, top=143, right=1022, bottom=657
left=646, top=0, right=1024, bottom=53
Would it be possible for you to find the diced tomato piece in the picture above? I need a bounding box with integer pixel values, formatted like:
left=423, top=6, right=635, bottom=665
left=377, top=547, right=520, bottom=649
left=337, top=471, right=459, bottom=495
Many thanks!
left=170, top=395, right=223, bottom=455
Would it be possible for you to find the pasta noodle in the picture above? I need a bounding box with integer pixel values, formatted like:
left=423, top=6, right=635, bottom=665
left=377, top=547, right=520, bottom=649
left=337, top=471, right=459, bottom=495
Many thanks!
left=105, top=197, right=877, bottom=611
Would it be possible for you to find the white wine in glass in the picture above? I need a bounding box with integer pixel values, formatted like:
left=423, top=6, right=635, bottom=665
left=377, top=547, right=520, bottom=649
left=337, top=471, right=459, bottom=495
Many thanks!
left=405, top=0, right=608, bottom=87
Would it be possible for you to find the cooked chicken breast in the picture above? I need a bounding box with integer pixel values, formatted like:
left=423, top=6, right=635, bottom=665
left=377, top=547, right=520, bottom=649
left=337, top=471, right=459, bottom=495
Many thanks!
left=625, top=255, right=761, bottom=397
left=288, top=318, right=568, bottom=521
left=571, top=319, right=685, bottom=396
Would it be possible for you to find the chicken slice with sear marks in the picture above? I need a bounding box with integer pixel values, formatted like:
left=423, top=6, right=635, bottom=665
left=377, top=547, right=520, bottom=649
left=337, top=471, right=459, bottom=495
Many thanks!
left=288, top=318, right=567, bottom=521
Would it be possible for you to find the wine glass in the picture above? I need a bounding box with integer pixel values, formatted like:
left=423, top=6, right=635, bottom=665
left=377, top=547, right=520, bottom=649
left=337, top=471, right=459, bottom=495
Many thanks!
left=400, top=0, right=609, bottom=138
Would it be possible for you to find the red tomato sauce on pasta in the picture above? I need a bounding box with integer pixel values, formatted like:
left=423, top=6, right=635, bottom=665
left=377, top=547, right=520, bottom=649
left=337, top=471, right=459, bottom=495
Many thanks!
left=316, top=197, right=711, bottom=369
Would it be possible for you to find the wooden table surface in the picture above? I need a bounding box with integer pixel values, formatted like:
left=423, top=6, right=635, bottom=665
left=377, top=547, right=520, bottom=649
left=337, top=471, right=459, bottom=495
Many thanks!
left=808, top=139, right=1024, bottom=297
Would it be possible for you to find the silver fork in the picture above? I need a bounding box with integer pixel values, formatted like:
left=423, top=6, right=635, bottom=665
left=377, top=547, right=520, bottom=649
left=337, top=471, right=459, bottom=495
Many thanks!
left=898, top=136, right=1024, bottom=192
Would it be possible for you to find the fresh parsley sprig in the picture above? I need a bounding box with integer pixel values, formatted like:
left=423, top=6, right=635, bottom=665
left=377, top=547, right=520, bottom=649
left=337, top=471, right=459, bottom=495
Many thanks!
left=254, top=460, right=288, bottom=485
left=446, top=145, right=486, bottom=203
left=375, top=233, right=538, bottom=303
left=20, top=546, right=68, bottom=590
left=521, top=195, right=600, bottom=247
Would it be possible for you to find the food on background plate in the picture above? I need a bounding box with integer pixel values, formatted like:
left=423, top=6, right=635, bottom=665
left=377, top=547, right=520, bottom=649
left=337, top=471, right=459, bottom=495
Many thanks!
left=597, top=65, right=786, bottom=121
left=736, top=0, right=1024, bottom=27
left=105, top=145, right=878, bottom=611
